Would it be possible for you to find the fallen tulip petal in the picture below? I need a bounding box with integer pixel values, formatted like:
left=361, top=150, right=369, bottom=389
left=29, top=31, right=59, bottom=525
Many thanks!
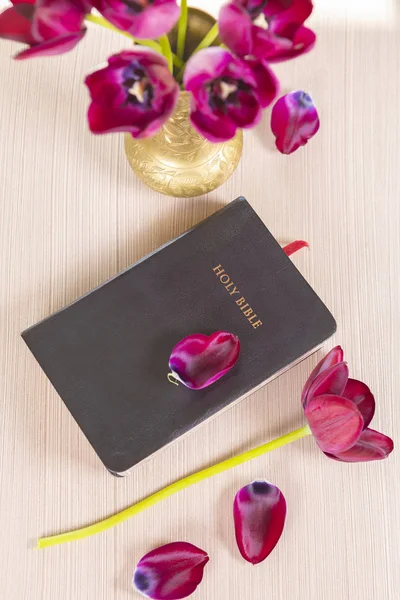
left=327, top=428, right=394, bottom=463
left=234, top=480, right=286, bottom=565
left=301, top=346, right=344, bottom=406
left=132, top=541, right=209, bottom=600
left=169, top=331, right=240, bottom=390
left=271, top=90, right=320, bottom=154
left=342, top=378, right=375, bottom=429
left=306, top=362, right=349, bottom=405
left=304, top=394, right=363, bottom=454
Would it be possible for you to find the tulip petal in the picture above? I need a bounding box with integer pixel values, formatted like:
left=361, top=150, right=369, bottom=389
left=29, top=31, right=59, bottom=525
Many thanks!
left=169, top=331, right=240, bottom=390
left=218, top=3, right=253, bottom=58
left=271, top=90, right=320, bottom=154
left=301, top=346, right=344, bottom=407
left=343, top=378, right=375, bottom=429
left=93, top=0, right=180, bottom=39
left=267, top=0, right=314, bottom=38
left=14, top=29, right=85, bottom=59
left=327, top=428, right=394, bottom=463
left=132, top=542, right=209, bottom=600
left=306, top=362, right=349, bottom=404
left=247, top=58, right=279, bottom=109
left=266, top=26, right=316, bottom=63
left=305, top=394, right=363, bottom=454
left=234, top=480, right=286, bottom=565
left=0, top=5, right=35, bottom=44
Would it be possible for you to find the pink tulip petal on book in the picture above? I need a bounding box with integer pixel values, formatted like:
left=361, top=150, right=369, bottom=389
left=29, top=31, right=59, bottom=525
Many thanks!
left=301, top=346, right=344, bottom=406
left=271, top=90, right=320, bottom=154
left=234, top=480, right=286, bottom=565
left=342, top=378, right=375, bottom=429
left=169, top=331, right=240, bottom=390
left=305, top=394, right=363, bottom=454
left=132, top=542, right=209, bottom=600
left=327, top=428, right=394, bottom=463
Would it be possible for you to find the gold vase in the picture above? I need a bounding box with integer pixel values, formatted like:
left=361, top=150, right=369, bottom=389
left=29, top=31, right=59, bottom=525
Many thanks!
left=124, top=9, right=243, bottom=198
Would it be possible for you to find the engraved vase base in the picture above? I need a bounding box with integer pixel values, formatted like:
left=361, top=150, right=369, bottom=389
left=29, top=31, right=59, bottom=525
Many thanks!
left=125, top=92, right=243, bottom=198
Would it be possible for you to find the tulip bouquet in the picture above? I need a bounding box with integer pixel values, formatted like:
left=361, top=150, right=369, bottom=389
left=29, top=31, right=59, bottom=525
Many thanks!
left=0, top=0, right=320, bottom=153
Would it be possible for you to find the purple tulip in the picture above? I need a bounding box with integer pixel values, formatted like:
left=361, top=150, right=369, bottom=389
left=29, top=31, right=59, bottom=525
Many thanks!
left=132, top=542, right=209, bottom=599
left=219, top=0, right=316, bottom=62
left=183, top=47, right=278, bottom=142
left=271, top=91, right=320, bottom=154
left=92, top=0, right=180, bottom=39
left=302, top=347, right=394, bottom=462
left=169, top=331, right=240, bottom=390
left=0, top=0, right=86, bottom=60
left=234, top=480, right=286, bottom=564
left=85, top=48, right=179, bottom=138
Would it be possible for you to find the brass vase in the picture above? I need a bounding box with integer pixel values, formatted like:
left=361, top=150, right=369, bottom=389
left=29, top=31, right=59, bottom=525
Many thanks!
left=124, top=9, right=243, bottom=198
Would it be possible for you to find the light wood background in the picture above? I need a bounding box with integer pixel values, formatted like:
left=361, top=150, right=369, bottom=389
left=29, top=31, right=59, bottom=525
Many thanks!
left=0, top=1, right=399, bottom=599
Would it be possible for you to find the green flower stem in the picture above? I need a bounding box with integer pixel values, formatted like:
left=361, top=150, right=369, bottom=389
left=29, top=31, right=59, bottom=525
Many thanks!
left=176, top=0, right=188, bottom=61
left=173, top=54, right=184, bottom=69
left=158, top=34, right=173, bottom=73
left=176, top=22, right=219, bottom=81
left=191, top=22, right=219, bottom=54
left=36, top=425, right=311, bottom=549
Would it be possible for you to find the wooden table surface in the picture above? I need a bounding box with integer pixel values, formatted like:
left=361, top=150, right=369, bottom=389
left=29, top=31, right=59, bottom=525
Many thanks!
left=0, top=2, right=399, bottom=599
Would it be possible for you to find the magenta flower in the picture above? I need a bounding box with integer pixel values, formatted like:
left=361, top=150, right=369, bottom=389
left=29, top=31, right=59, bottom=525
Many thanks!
left=234, top=480, right=286, bottom=564
left=219, top=0, right=315, bottom=62
left=132, top=542, right=209, bottom=600
left=85, top=48, right=179, bottom=138
left=303, top=347, right=394, bottom=462
left=0, top=0, right=86, bottom=60
left=184, top=47, right=278, bottom=142
left=169, top=331, right=240, bottom=390
left=271, top=91, right=320, bottom=154
left=92, top=0, right=180, bottom=39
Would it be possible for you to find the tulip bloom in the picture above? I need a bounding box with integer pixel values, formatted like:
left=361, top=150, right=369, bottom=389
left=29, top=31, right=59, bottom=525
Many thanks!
left=85, top=48, right=179, bottom=138
left=303, top=346, right=394, bottom=462
left=92, top=0, right=180, bottom=39
left=271, top=91, right=320, bottom=154
left=169, top=331, right=240, bottom=390
left=184, top=47, right=278, bottom=142
left=219, top=0, right=315, bottom=62
left=132, top=542, right=209, bottom=599
left=0, top=0, right=86, bottom=59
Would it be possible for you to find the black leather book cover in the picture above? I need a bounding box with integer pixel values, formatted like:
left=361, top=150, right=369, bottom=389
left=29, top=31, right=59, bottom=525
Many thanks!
left=22, top=197, right=336, bottom=474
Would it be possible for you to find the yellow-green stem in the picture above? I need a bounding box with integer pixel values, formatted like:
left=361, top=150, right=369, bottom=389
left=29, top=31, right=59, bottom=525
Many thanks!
left=176, top=22, right=219, bottom=81
left=158, top=34, right=173, bottom=73
left=37, top=425, right=311, bottom=549
left=191, top=22, right=219, bottom=54
left=176, top=0, right=188, bottom=61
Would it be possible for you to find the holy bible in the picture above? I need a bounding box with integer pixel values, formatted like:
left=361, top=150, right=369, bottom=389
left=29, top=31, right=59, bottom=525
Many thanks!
left=22, top=197, right=336, bottom=475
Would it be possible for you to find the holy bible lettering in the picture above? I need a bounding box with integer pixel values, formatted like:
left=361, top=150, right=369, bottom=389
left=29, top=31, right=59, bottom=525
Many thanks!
left=213, top=264, right=263, bottom=329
